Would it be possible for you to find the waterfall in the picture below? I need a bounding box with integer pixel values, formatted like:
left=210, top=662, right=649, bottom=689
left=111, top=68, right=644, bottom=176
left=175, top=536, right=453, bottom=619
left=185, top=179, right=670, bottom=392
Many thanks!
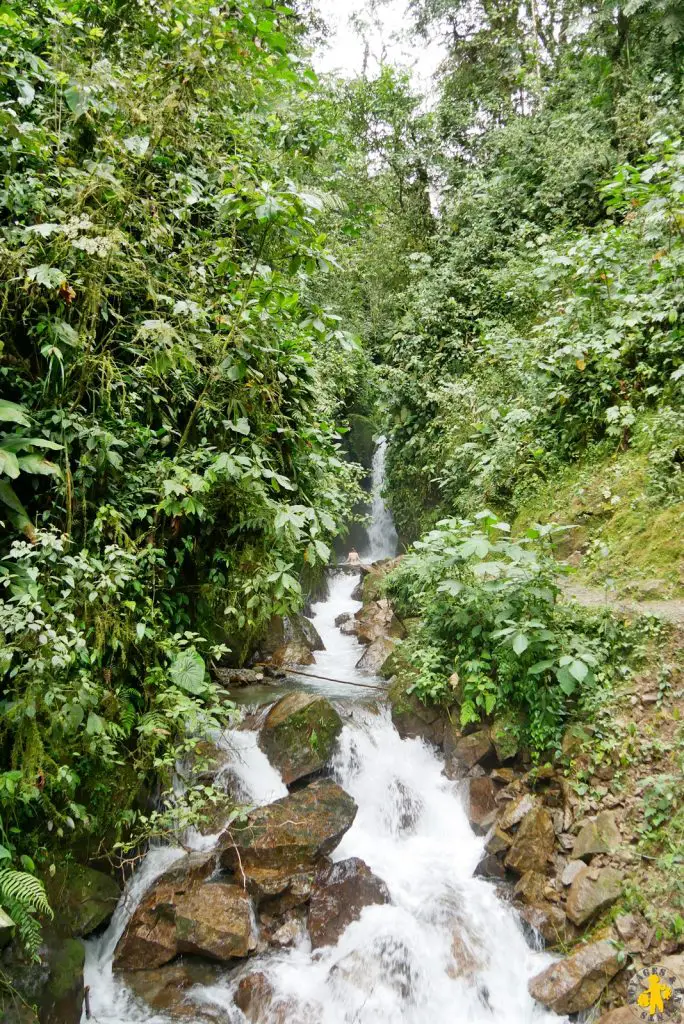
left=82, top=519, right=565, bottom=1024
left=362, top=436, right=398, bottom=562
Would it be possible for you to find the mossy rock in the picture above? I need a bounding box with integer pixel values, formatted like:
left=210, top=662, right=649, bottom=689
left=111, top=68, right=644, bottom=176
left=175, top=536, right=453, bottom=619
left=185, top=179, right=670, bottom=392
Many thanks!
left=490, top=710, right=526, bottom=762
left=41, top=862, right=120, bottom=938
left=258, top=692, right=342, bottom=785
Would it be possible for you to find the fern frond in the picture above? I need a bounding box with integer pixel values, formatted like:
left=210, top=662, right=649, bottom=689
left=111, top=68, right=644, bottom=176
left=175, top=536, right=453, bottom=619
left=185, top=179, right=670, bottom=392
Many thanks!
left=0, top=869, right=53, bottom=918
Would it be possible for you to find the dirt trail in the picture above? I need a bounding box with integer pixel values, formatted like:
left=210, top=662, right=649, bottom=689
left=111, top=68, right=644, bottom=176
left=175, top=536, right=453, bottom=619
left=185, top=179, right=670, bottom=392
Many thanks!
left=560, top=581, right=684, bottom=625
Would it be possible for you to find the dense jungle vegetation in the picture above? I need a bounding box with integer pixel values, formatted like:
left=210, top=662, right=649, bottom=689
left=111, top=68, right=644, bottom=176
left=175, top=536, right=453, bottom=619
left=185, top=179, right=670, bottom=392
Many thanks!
left=1, top=0, right=683, bottom=963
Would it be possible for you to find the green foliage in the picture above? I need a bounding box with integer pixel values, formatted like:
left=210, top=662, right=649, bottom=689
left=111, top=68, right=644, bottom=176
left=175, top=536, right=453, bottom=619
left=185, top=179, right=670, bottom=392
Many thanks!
left=0, top=868, right=52, bottom=959
left=0, top=0, right=365, bottom=938
left=386, top=511, right=632, bottom=753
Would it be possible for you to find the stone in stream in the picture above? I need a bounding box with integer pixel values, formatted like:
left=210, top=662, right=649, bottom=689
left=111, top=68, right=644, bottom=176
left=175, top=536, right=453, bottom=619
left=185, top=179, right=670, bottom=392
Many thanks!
left=504, top=806, right=555, bottom=875
left=571, top=810, right=621, bottom=861
left=123, top=961, right=226, bottom=1021
left=308, top=857, right=390, bottom=949
left=220, top=778, right=357, bottom=876
left=565, top=865, right=623, bottom=926
left=354, top=599, right=405, bottom=645
left=528, top=938, right=621, bottom=1013
left=258, top=692, right=342, bottom=785
left=258, top=614, right=323, bottom=667
left=113, top=869, right=256, bottom=970
left=355, top=635, right=397, bottom=674
left=466, top=776, right=497, bottom=833
left=519, top=902, right=579, bottom=948
left=235, top=971, right=321, bottom=1024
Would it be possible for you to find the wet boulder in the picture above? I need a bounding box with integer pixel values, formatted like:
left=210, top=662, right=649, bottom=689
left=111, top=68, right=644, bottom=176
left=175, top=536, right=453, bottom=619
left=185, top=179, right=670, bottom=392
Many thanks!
left=234, top=972, right=320, bottom=1024
left=571, top=811, right=621, bottom=861
left=259, top=614, right=323, bottom=667
left=123, top=961, right=225, bottom=1021
left=565, top=865, right=623, bottom=926
left=308, top=858, right=390, bottom=949
left=390, top=690, right=444, bottom=747
left=220, top=778, right=357, bottom=875
left=41, top=862, right=121, bottom=938
left=354, top=599, right=405, bottom=645
left=519, top=903, right=579, bottom=948
left=450, top=730, right=493, bottom=770
left=504, top=806, right=555, bottom=875
left=113, top=878, right=256, bottom=970
left=355, top=636, right=397, bottom=674
left=466, top=777, right=497, bottom=833
left=528, top=938, right=621, bottom=1014
left=258, top=692, right=342, bottom=785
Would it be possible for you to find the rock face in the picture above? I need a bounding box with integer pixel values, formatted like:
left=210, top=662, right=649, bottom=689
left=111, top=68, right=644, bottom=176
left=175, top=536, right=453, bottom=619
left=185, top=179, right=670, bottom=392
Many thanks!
left=354, top=599, right=405, bottom=645
left=258, top=692, right=342, bottom=785
left=505, top=806, right=555, bottom=875
left=113, top=878, right=256, bottom=970
left=42, top=862, right=121, bottom=938
left=565, top=865, right=623, bottom=926
left=528, top=938, right=621, bottom=1014
left=308, top=858, right=390, bottom=949
left=221, top=779, right=357, bottom=876
left=571, top=811, right=621, bottom=861
left=355, top=636, right=397, bottom=674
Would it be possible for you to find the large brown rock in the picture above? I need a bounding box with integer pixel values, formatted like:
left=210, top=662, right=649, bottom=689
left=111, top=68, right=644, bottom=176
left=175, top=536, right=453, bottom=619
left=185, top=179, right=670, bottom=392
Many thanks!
left=467, top=777, right=497, bottom=832
left=571, top=811, right=621, bottom=861
left=258, top=692, right=342, bottom=785
left=354, top=599, right=405, bottom=645
left=566, top=865, right=623, bottom=926
left=260, top=614, right=323, bottom=667
left=220, top=778, right=357, bottom=875
left=234, top=972, right=320, bottom=1024
left=452, top=731, right=493, bottom=769
left=519, top=903, right=579, bottom=948
left=528, top=939, right=621, bottom=1013
left=498, top=793, right=537, bottom=831
left=123, top=961, right=225, bottom=1021
left=596, top=1010, right=637, bottom=1024
left=504, top=806, right=555, bottom=875
left=355, top=636, right=397, bottom=674
left=308, top=858, right=390, bottom=949
left=113, top=878, right=256, bottom=970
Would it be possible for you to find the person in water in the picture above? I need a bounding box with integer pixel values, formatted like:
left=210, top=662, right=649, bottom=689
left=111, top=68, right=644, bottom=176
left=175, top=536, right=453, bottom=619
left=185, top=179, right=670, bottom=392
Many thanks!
left=347, top=548, right=361, bottom=565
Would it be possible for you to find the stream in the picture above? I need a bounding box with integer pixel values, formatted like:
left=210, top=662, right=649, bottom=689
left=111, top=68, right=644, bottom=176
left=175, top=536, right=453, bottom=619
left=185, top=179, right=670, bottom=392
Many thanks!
left=82, top=441, right=565, bottom=1024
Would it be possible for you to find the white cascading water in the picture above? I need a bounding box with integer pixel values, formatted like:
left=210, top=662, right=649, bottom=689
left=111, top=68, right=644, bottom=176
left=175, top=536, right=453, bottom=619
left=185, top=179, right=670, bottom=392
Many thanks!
left=82, top=439, right=567, bottom=1024
left=362, top=436, right=398, bottom=562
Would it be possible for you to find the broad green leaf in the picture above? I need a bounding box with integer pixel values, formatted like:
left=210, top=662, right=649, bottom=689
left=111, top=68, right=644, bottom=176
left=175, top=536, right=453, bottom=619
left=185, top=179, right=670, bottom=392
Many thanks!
left=229, top=417, right=250, bottom=435
left=568, top=659, right=589, bottom=682
left=0, top=449, right=20, bottom=479
left=169, top=649, right=207, bottom=694
left=512, top=633, right=529, bottom=655
left=27, top=265, right=64, bottom=289
left=0, top=400, right=30, bottom=426
left=17, top=454, right=61, bottom=477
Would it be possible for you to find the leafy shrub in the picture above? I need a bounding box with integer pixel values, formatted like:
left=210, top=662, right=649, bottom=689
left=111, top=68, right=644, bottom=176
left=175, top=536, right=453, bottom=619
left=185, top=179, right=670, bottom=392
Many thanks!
left=386, top=511, right=631, bottom=753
